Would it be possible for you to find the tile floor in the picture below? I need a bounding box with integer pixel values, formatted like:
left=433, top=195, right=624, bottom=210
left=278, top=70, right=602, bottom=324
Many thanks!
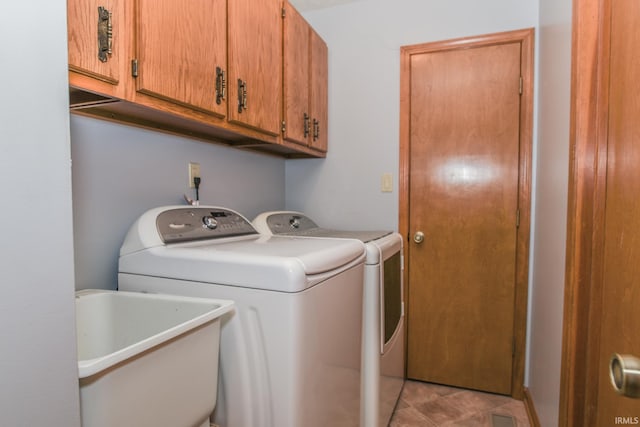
left=389, top=380, right=530, bottom=426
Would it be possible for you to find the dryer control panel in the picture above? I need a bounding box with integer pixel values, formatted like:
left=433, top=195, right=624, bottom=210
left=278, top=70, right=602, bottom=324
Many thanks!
left=266, top=213, right=319, bottom=233
left=156, top=207, right=258, bottom=244
left=258, top=212, right=391, bottom=243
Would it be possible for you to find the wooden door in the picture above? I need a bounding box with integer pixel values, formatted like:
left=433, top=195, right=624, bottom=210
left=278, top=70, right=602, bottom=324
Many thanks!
left=400, top=30, right=534, bottom=397
left=564, top=0, right=640, bottom=424
left=282, top=1, right=328, bottom=153
left=68, top=0, right=126, bottom=95
left=595, top=0, right=640, bottom=421
left=135, top=0, right=227, bottom=117
left=309, top=29, right=328, bottom=153
left=283, top=1, right=310, bottom=146
left=228, top=0, right=282, bottom=136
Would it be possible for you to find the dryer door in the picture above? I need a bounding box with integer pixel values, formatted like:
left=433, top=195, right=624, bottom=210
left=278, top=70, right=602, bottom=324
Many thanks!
left=382, top=250, right=403, bottom=353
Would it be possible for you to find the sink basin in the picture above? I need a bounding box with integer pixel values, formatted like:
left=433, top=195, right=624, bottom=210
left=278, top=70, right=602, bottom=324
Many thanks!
left=76, top=289, right=234, bottom=427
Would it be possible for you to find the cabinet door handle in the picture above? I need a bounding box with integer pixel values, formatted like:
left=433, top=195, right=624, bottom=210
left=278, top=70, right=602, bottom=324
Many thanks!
left=237, top=79, right=248, bottom=113
left=215, top=67, right=226, bottom=105
left=313, top=118, right=320, bottom=141
left=304, top=113, right=310, bottom=138
left=97, top=6, right=113, bottom=63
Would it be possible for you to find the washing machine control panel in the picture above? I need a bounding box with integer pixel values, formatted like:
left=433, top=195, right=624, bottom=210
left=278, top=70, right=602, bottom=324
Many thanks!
left=156, top=207, right=258, bottom=244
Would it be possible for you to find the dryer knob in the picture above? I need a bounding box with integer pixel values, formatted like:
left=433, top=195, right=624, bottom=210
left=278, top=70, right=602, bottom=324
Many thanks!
left=203, top=215, right=218, bottom=230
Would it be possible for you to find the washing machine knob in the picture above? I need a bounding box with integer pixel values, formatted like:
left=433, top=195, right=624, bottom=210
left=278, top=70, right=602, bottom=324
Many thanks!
left=289, top=217, right=301, bottom=229
left=203, top=215, right=218, bottom=230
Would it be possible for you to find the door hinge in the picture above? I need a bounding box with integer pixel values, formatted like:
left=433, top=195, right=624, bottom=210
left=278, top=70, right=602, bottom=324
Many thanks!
left=282, top=7, right=286, bottom=18
left=519, top=76, right=523, bottom=95
left=516, top=209, right=521, bottom=228
left=281, top=120, right=286, bottom=134
left=131, top=59, right=139, bottom=78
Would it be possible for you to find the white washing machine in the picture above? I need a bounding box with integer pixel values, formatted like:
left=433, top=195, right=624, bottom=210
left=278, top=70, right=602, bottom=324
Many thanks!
left=118, top=206, right=366, bottom=427
left=252, top=212, right=405, bottom=427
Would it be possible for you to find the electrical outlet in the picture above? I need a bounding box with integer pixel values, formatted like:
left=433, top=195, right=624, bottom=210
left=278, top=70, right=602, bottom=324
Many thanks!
left=188, top=162, right=201, bottom=188
left=381, top=173, right=393, bottom=192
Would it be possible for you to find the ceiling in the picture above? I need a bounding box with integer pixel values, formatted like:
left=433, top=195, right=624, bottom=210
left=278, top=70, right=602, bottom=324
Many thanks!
left=289, top=0, right=364, bottom=11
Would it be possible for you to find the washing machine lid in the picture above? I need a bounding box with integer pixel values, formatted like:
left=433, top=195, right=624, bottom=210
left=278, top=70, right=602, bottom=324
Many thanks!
left=119, top=206, right=366, bottom=292
left=253, top=211, right=392, bottom=243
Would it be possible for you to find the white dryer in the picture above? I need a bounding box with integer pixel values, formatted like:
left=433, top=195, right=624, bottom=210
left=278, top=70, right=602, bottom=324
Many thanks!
left=252, top=212, right=405, bottom=427
left=118, top=206, right=366, bottom=427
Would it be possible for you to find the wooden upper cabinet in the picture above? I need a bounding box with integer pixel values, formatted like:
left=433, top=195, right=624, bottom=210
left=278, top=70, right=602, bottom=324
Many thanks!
left=228, top=0, right=283, bottom=136
left=309, top=29, right=328, bottom=152
left=67, top=0, right=327, bottom=157
left=283, top=2, right=311, bottom=146
left=135, top=0, right=227, bottom=118
left=68, top=0, right=127, bottom=98
left=282, top=2, right=328, bottom=152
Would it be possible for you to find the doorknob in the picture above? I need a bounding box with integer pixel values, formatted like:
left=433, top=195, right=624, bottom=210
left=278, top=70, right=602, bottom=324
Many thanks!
left=413, top=231, right=425, bottom=244
left=610, top=353, right=640, bottom=398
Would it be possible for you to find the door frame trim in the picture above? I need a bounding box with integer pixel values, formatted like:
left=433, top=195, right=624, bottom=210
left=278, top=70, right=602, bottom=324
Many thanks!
left=398, top=28, right=535, bottom=399
left=560, top=0, right=611, bottom=425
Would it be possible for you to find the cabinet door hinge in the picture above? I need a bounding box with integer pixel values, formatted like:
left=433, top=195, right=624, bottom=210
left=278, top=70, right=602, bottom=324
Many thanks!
left=131, top=59, right=139, bottom=78
left=516, top=209, right=521, bottom=228
left=519, top=76, right=523, bottom=95
left=282, top=7, right=286, bottom=18
left=281, top=120, right=286, bottom=134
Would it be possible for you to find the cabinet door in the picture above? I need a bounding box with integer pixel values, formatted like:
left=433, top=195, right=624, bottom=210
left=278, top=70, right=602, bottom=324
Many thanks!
left=310, top=29, right=328, bottom=152
left=68, top=0, right=123, bottom=88
left=135, top=0, right=227, bottom=118
left=228, top=0, right=282, bottom=136
left=283, top=2, right=310, bottom=146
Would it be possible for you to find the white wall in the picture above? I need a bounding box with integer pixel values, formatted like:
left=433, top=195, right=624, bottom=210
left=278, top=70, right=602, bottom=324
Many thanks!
left=528, top=0, right=572, bottom=425
left=286, top=0, right=539, bottom=230
left=71, top=116, right=286, bottom=290
left=0, top=1, right=81, bottom=426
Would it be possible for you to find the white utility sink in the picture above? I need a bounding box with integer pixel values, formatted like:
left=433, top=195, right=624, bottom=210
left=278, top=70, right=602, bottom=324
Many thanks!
left=75, top=289, right=234, bottom=427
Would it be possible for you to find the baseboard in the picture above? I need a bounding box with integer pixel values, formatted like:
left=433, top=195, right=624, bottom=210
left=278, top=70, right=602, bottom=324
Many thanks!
left=523, top=387, right=541, bottom=427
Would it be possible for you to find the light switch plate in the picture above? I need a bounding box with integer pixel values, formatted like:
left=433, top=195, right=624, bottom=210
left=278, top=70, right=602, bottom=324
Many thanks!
left=381, top=173, right=393, bottom=192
